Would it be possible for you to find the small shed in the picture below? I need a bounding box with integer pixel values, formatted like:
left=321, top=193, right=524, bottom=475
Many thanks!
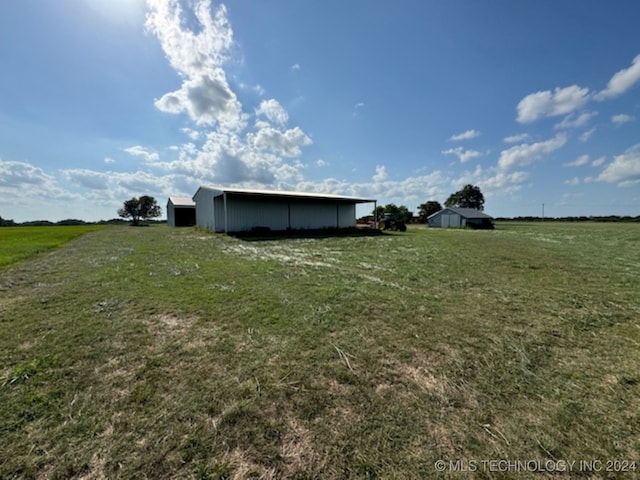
left=428, top=207, right=494, bottom=229
left=192, top=186, right=376, bottom=233
left=167, top=196, right=196, bottom=227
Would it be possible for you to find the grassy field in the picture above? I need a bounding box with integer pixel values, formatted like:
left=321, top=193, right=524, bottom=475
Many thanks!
left=0, top=222, right=639, bottom=479
left=0, top=225, right=106, bottom=269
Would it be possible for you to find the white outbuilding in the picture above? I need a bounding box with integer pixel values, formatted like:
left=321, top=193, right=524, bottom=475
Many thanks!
left=192, top=186, right=376, bottom=233
left=427, top=207, right=494, bottom=229
left=166, top=196, right=196, bottom=227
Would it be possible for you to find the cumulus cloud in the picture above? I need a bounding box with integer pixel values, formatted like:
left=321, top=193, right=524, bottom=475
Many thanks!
left=555, top=111, right=598, bottom=130
left=450, top=164, right=529, bottom=196
left=0, top=159, right=55, bottom=187
left=62, top=169, right=111, bottom=190
left=449, top=129, right=480, bottom=141
left=564, top=177, right=581, bottom=185
left=498, top=133, right=567, bottom=170
left=124, top=145, right=160, bottom=162
left=146, top=0, right=245, bottom=130
left=517, top=85, right=590, bottom=123
left=595, top=54, right=640, bottom=101
left=592, top=156, right=606, bottom=167
left=373, top=165, right=388, bottom=182
left=256, top=99, right=289, bottom=125
left=563, top=154, right=590, bottom=167
left=442, top=147, right=481, bottom=163
left=250, top=126, right=312, bottom=157
left=611, top=114, right=635, bottom=125
left=580, top=128, right=596, bottom=142
left=142, top=0, right=313, bottom=188
left=597, top=144, right=640, bottom=186
left=504, top=133, right=529, bottom=144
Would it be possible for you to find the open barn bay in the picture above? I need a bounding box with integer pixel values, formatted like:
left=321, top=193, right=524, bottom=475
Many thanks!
left=1, top=223, right=639, bottom=479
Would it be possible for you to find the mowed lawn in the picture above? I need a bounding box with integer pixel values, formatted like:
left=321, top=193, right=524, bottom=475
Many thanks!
left=0, top=223, right=639, bottom=479
left=0, top=225, right=106, bottom=269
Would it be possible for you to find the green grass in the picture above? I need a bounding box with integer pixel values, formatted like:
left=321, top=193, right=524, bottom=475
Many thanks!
left=0, top=223, right=639, bottom=479
left=0, top=225, right=107, bottom=269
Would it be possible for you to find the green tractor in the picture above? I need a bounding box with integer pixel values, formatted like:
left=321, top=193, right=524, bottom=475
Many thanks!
left=379, top=212, right=407, bottom=232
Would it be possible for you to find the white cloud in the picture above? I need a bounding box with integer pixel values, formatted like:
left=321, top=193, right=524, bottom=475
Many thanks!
left=250, top=125, right=311, bottom=157
left=143, top=0, right=312, bottom=189
left=295, top=169, right=446, bottom=204
left=449, top=129, right=480, bottom=141
left=124, top=145, right=159, bottom=162
left=504, top=133, right=529, bottom=144
left=256, top=99, right=289, bottom=125
left=290, top=63, right=300, bottom=71
left=595, top=54, right=640, bottom=101
left=442, top=147, right=481, bottom=163
left=0, top=159, right=55, bottom=188
left=611, top=114, right=635, bottom=125
left=498, top=133, right=567, bottom=170
left=580, top=128, right=596, bottom=142
left=564, top=177, right=581, bottom=185
left=563, top=154, right=590, bottom=167
left=146, top=0, right=246, bottom=130
left=373, top=165, right=388, bottom=182
left=597, top=144, right=640, bottom=186
left=591, top=156, right=606, bottom=167
left=63, top=169, right=111, bottom=190
left=104, top=157, right=115, bottom=164
left=517, top=85, right=590, bottom=123
left=555, top=111, right=598, bottom=129
left=316, top=159, right=328, bottom=167
left=181, top=127, right=201, bottom=140
left=451, top=164, right=529, bottom=196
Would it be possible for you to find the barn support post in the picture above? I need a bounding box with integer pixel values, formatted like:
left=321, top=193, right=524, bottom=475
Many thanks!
left=223, top=192, right=228, bottom=234
left=336, top=202, right=340, bottom=228
left=373, top=200, right=377, bottom=229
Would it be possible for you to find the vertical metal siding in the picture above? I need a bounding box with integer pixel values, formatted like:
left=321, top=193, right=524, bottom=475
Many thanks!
left=291, top=201, right=335, bottom=229
left=338, top=203, right=355, bottom=228
left=194, top=188, right=217, bottom=232
left=195, top=188, right=361, bottom=232
left=225, top=196, right=289, bottom=232
left=167, top=201, right=176, bottom=227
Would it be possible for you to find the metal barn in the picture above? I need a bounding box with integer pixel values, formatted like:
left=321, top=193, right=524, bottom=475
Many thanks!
left=192, top=186, right=376, bottom=233
left=167, top=196, right=196, bottom=227
left=427, top=207, right=494, bottom=229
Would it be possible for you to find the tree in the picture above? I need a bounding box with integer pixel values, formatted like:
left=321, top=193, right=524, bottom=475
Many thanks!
left=373, top=204, right=412, bottom=223
left=444, top=184, right=485, bottom=210
left=417, top=201, right=442, bottom=223
left=118, top=196, right=161, bottom=226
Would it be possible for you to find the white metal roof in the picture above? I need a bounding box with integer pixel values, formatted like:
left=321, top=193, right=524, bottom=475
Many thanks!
left=194, top=186, right=376, bottom=203
left=428, top=207, right=493, bottom=219
left=168, top=196, right=196, bottom=207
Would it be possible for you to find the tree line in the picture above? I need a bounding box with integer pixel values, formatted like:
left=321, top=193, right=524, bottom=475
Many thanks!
left=369, top=184, right=486, bottom=223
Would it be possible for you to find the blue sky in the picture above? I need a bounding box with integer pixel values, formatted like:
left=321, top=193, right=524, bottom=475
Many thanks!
left=1, top=0, right=639, bottom=222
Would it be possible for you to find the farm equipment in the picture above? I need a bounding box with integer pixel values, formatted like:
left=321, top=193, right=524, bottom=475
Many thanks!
left=379, top=213, right=407, bottom=232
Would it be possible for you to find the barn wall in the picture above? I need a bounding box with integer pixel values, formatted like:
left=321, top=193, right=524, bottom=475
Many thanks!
left=194, top=188, right=217, bottom=232
left=167, top=202, right=176, bottom=227
left=290, top=201, right=335, bottom=229
left=194, top=188, right=362, bottom=233
left=225, top=196, right=289, bottom=232
left=338, top=203, right=356, bottom=228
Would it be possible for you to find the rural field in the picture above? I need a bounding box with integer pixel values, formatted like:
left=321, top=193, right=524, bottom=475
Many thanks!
left=1, top=222, right=639, bottom=479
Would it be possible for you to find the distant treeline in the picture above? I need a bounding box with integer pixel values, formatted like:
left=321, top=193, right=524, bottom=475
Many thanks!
left=0, top=217, right=167, bottom=227
left=494, top=215, right=640, bottom=223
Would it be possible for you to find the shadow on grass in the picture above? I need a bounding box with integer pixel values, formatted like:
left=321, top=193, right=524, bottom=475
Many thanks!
left=229, top=227, right=390, bottom=242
